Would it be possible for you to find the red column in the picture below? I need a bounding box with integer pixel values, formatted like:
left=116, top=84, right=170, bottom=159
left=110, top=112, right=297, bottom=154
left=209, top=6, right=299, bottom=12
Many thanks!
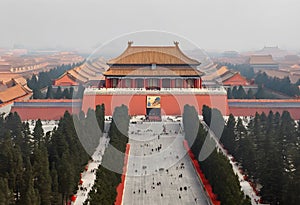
left=196, top=79, right=199, bottom=88
left=132, top=79, right=135, bottom=88
left=105, top=78, right=109, bottom=88
left=144, top=79, right=147, bottom=88
left=200, top=78, right=202, bottom=88
left=159, top=79, right=162, bottom=89
left=183, top=79, right=187, bottom=88
left=171, top=79, right=175, bottom=88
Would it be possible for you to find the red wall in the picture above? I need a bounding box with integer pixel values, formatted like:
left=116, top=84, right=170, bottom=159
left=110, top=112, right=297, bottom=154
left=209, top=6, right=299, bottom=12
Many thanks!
left=223, top=74, right=249, bottom=86
left=82, top=94, right=228, bottom=116
left=229, top=107, right=300, bottom=120
left=11, top=107, right=81, bottom=120
left=53, top=75, right=79, bottom=86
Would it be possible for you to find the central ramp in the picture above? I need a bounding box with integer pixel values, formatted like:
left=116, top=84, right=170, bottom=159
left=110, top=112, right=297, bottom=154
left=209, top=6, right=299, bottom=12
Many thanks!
left=122, top=122, right=211, bottom=205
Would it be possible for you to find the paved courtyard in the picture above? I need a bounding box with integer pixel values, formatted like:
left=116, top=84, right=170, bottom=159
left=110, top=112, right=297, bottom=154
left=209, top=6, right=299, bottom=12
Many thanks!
left=122, top=122, right=211, bottom=205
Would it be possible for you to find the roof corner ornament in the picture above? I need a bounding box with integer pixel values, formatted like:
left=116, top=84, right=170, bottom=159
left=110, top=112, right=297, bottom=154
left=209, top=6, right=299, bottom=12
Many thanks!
left=128, top=41, right=133, bottom=47
left=174, top=41, right=179, bottom=47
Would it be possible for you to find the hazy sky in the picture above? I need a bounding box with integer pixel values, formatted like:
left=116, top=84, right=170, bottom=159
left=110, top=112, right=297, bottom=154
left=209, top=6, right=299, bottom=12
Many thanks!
left=1, top=0, right=300, bottom=52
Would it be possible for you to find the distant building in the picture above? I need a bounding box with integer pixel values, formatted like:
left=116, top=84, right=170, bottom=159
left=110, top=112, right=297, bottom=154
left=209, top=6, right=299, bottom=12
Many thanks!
left=222, top=51, right=239, bottom=58
left=0, top=58, right=11, bottom=71
left=248, top=55, right=279, bottom=71
left=53, top=59, right=107, bottom=87
left=82, top=42, right=228, bottom=118
left=202, top=66, right=250, bottom=87
left=0, top=84, right=32, bottom=104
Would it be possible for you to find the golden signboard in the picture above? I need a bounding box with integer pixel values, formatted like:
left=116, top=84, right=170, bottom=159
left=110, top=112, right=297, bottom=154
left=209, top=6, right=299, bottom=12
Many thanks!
left=147, top=96, right=161, bottom=108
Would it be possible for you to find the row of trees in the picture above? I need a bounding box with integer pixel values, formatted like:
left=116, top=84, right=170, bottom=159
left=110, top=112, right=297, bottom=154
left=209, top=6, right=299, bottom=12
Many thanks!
left=0, top=105, right=105, bottom=204
left=27, top=62, right=84, bottom=99
left=255, top=72, right=300, bottom=97
left=220, top=111, right=300, bottom=204
left=183, top=105, right=251, bottom=205
left=33, top=85, right=85, bottom=99
left=86, top=105, right=130, bottom=205
left=27, top=63, right=83, bottom=91
left=227, top=85, right=275, bottom=99
left=219, top=63, right=300, bottom=98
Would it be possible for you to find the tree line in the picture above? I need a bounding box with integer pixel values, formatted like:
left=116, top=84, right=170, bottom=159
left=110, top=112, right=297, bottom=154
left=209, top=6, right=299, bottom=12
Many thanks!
left=183, top=105, right=251, bottom=205
left=227, top=85, right=275, bottom=99
left=0, top=104, right=105, bottom=205
left=33, top=85, right=85, bottom=99
left=27, top=62, right=84, bottom=99
left=86, top=105, right=130, bottom=205
left=255, top=72, right=300, bottom=97
left=221, top=111, right=300, bottom=204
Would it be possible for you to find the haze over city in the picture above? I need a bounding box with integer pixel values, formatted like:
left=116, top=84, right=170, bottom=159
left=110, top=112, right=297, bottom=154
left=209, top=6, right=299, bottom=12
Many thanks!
left=1, top=1, right=300, bottom=205
left=1, top=0, right=300, bottom=51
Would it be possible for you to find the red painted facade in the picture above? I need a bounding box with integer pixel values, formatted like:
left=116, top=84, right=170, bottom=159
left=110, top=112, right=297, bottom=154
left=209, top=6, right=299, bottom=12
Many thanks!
left=82, top=93, right=228, bottom=116
left=229, top=107, right=300, bottom=120
left=11, top=107, right=80, bottom=120
left=222, top=73, right=249, bottom=86
left=105, top=78, right=202, bottom=89
left=53, top=74, right=79, bottom=86
left=11, top=99, right=82, bottom=120
left=228, top=99, right=300, bottom=120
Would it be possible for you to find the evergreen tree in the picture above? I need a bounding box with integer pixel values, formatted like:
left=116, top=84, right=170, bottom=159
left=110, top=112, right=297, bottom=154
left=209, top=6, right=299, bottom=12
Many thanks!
left=221, top=114, right=236, bottom=154
left=0, top=178, right=14, bottom=205
left=33, top=88, right=43, bottom=99
left=33, top=119, right=44, bottom=146
left=32, top=144, right=52, bottom=205
left=183, top=105, right=250, bottom=205
left=20, top=157, right=40, bottom=205
left=55, top=86, right=62, bottom=99
left=227, top=87, right=233, bottom=99
left=69, top=87, right=74, bottom=99
left=62, top=88, right=70, bottom=99
left=246, top=88, right=254, bottom=99
left=237, top=85, right=247, bottom=99
left=50, top=163, right=61, bottom=205
left=46, top=85, right=54, bottom=99
left=27, top=75, right=38, bottom=90
left=232, top=86, right=238, bottom=99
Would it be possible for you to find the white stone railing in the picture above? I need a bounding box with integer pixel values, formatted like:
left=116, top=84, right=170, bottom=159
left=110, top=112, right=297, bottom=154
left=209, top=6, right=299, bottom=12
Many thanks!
left=84, top=87, right=227, bottom=95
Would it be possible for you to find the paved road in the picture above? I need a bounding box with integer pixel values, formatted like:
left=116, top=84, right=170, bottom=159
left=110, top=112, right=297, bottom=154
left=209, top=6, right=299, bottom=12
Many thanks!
left=122, top=122, right=211, bottom=205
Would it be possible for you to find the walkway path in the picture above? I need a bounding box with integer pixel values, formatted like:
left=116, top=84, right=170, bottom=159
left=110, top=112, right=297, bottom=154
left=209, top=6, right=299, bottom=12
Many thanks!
left=73, top=135, right=109, bottom=205
left=122, top=122, right=211, bottom=205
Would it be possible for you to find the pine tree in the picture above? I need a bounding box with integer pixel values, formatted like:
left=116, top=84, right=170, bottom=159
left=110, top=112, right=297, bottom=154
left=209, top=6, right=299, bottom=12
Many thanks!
left=62, top=88, right=70, bottom=99
left=221, top=114, right=236, bottom=154
left=246, top=88, right=254, bottom=99
left=237, top=85, right=246, bottom=99
left=50, top=163, right=61, bottom=205
left=46, top=85, right=54, bottom=99
left=33, top=119, right=44, bottom=146
left=33, top=143, right=52, bottom=205
left=55, top=86, right=62, bottom=99
left=227, top=87, right=233, bottom=99
left=232, top=86, right=238, bottom=99
left=20, top=157, right=40, bottom=205
left=68, top=87, right=74, bottom=99
left=0, top=177, right=14, bottom=205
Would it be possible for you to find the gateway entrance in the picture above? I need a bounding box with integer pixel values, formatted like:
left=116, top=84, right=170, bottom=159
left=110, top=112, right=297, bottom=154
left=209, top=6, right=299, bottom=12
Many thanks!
left=146, top=96, right=161, bottom=121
